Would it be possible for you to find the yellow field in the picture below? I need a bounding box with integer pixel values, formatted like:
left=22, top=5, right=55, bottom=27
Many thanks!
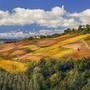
left=20, top=45, right=40, bottom=51
left=0, top=59, right=27, bottom=73
left=50, top=34, right=90, bottom=48
left=52, top=48, right=75, bottom=58
left=30, top=34, right=90, bottom=58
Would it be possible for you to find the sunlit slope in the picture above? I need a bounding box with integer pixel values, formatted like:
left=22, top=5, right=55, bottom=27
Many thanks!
left=84, top=36, right=90, bottom=47
left=0, top=59, right=27, bottom=73
left=29, top=34, right=90, bottom=58
left=36, top=34, right=73, bottom=47
left=20, top=45, right=40, bottom=51
left=48, top=34, right=90, bottom=49
left=1, top=34, right=90, bottom=73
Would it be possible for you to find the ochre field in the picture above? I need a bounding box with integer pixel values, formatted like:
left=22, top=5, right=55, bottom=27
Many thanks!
left=0, top=59, right=27, bottom=73
left=0, top=34, right=90, bottom=73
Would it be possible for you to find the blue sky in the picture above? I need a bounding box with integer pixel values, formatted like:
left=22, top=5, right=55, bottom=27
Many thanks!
left=0, top=0, right=90, bottom=12
left=0, top=0, right=90, bottom=38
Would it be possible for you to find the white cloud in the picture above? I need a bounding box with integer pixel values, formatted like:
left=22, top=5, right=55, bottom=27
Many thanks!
left=0, top=29, right=64, bottom=39
left=0, top=6, right=90, bottom=28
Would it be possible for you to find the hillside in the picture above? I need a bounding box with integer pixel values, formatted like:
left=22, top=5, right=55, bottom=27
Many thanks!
left=0, top=34, right=90, bottom=73
left=0, top=33, right=90, bottom=90
left=18, top=34, right=90, bottom=60
left=0, top=59, right=27, bottom=73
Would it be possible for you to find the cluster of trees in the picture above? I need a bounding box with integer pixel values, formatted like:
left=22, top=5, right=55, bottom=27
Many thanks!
left=46, top=33, right=63, bottom=38
left=0, top=57, right=90, bottom=90
left=64, top=24, right=90, bottom=35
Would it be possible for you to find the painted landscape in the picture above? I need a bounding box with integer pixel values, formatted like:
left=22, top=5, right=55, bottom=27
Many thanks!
left=0, top=0, right=90, bottom=90
left=0, top=25, right=90, bottom=90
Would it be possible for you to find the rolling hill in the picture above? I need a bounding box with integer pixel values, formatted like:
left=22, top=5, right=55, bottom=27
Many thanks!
left=0, top=34, right=90, bottom=73
left=19, top=34, right=90, bottom=60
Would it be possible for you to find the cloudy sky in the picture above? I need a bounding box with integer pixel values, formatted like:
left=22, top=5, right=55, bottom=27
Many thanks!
left=0, top=0, right=90, bottom=38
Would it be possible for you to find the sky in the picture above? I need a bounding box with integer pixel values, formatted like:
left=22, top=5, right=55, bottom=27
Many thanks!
left=0, top=0, right=90, bottom=38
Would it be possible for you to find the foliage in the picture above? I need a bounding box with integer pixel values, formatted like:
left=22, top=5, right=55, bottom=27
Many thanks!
left=64, top=24, right=90, bottom=35
left=0, top=57, right=90, bottom=90
left=46, top=33, right=63, bottom=38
